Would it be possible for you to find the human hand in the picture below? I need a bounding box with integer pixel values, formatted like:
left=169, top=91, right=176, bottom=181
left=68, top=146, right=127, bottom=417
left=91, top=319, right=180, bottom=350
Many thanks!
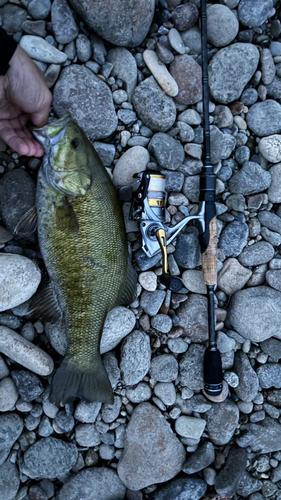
left=0, top=45, right=52, bottom=157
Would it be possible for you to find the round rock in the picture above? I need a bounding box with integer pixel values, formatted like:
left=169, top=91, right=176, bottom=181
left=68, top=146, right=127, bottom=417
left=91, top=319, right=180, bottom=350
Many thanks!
left=53, top=65, right=117, bottom=141
left=0, top=413, right=23, bottom=466
left=171, top=3, right=199, bottom=31
left=120, top=330, right=151, bottom=386
left=148, top=132, right=184, bottom=171
left=238, top=0, right=275, bottom=28
left=0, top=461, right=20, bottom=500
left=205, top=399, right=239, bottom=445
left=19, top=36, right=67, bottom=64
left=58, top=467, right=126, bottom=500
left=0, top=378, right=18, bottom=412
left=113, top=146, right=149, bottom=186
left=150, top=477, right=207, bottom=500
left=238, top=241, right=274, bottom=267
left=259, top=135, right=281, bottom=163
left=175, top=415, right=206, bottom=439
left=247, top=100, right=281, bottom=137
left=154, top=382, right=176, bottom=406
left=207, top=4, right=239, bottom=47
left=178, top=294, right=208, bottom=342
left=150, top=354, right=178, bottom=382
left=169, top=55, right=202, bottom=105
left=51, top=0, right=78, bottom=44
left=100, top=306, right=136, bottom=354
left=233, top=351, right=259, bottom=402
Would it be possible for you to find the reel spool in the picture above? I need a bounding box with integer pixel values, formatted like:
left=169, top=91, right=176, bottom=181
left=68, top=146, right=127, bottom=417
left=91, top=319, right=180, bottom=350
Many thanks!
left=145, top=174, right=166, bottom=222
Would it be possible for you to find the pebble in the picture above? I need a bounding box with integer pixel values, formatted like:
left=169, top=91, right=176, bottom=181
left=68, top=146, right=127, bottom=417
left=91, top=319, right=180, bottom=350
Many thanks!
left=148, top=132, right=184, bottom=171
left=261, top=48, right=276, bottom=85
left=259, top=135, right=281, bottom=163
left=0, top=461, right=20, bottom=500
left=117, top=402, right=185, bottom=490
left=132, top=76, right=176, bottom=132
left=107, top=48, right=137, bottom=102
left=75, top=424, right=101, bottom=447
left=207, top=4, right=239, bottom=47
left=174, top=228, right=201, bottom=269
left=238, top=0, right=275, bottom=28
left=120, top=330, right=151, bottom=386
left=22, top=20, right=47, bottom=37
left=20, top=36, right=67, bottom=64
left=241, top=88, right=258, bottom=106
left=168, top=28, right=185, bottom=55
left=143, top=50, right=178, bottom=97
left=150, top=354, right=178, bottom=382
left=218, top=258, right=252, bottom=295
left=238, top=241, right=275, bottom=267
left=11, top=370, right=44, bottom=402
left=0, top=377, right=18, bottom=412
left=0, top=326, right=53, bottom=376
left=216, top=331, right=235, bottom=353
left=53, top=65, right=117, bottom=141
left=23, top=437, right=77, bottom=479
left=100, top=306, right=135, bottom=353
left=213, top=105, right=233, bottom=129
left=126, top=382, right=152, bottom=403
left=0, top=413, right=23, bottom=465
left=170, top=55, right=202, bottom=105
left=182, top=441, right=215, bottom=474
left=209, top=43, right=259, bottom=104
left=0, top=355, right=9, bottom=380
left=268, top=163, right=281, bottom=203
left=51, top=0, right=78, bottom=44
left=257, top=364, right=281, bottom=389
left=59, top=467, right=126, bottom=500
left=178, top=294, right=208, bottom=343
left=234, top=351, right=259, bottom=402
left=1, top=4, right=27, bottom=33
left=178, top=109, right=201, bottom=126
left=224, top=371, right=239, bottom=388
left=236, top=417, right=281, bottom=454
left=181, top=270, right=206, bottom=294
left=179, top=344, right=204, bottom=391
left=93, top=142, right=115, bottom=167
left=138, top=271, right=157, bottom=292
left=140, top=290, right=166, bottom=316
left=154, top=382, right=176, bottom=406
left=236, top=472, right=262, bottom=497
left=229, top=161, right=271, bottom=195
left=28, top=0, right=51, bottom=19
left=215, top=447, right=247, bottom=498
left=219, top=220, right=249, bottom=258
left=175, top=415, right=206, bottom=439
left=151, top=314, right=173, bottom=334
left=205, top=399, right=239, bottom=445
left=0, top=260, right=41, bottom=312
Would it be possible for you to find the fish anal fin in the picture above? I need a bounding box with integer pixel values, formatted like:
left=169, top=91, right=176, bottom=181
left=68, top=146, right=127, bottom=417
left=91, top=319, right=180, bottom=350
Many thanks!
left=27, top=281, right=62, bottom=323
left=116, top=259, right=137, bottom=306
left=14, top=207, right=38, bottom=234
left=56, top=198, right=80, bottom=233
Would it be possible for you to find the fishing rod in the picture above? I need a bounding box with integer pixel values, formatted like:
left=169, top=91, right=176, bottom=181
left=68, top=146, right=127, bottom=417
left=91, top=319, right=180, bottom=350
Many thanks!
left=121, top=0, right=223, bottom=397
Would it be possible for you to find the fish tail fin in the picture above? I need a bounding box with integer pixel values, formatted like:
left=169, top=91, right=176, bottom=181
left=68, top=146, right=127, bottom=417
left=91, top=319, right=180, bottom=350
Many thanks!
left=49, top=357, right=114, bottom=406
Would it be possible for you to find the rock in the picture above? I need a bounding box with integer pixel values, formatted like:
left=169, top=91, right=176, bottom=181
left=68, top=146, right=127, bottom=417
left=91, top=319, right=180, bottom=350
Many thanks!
left=179, top=344, right=205, bottom=390
left=151, top=314, right=173, bottom=334
left=182, top=175, right=200, bottom=202
left=100, top=307, right=135, bottom=354
left=58, top=468, right=126, bottom=500
left=120, top=330, right=151, bottom=386
left=140, top=290, right=166, bottom=316
left=181, top=26, right=201, bottom=55
left=182, top=441, right=215, bottom=474
left=151, top=477, right=207, bottom=500
left=51, top=0, right=78, bottom=44
left=259, top=211, right=281, bottom=235
left=28, top=0, right=51, bottom=19
left=156, top=36, right=174, bottom=65
left=168, top=28, right=185, bottom=55
left=0, top=355, right=9, bottom=380
left=266, top=76, right=281, bottom=100
left=174, top=228, right=201, bottom=269
left=68, top=0, right=155, bottom=47
left=0, top=326, right=53, bottom=376
left=241, top=88, right=258, bottom=106
left=238, top=241, right=274, bottom=267
left=0, top=255, right=41, bottom=312
left=259, top=135, right=281, bottom=163
left=233, top=351, right=259, bottom=402
left=213, top=105, right=233, bottom=129
left=44, top=64, right=60, bottom=89
left=169, top=55, right=202, bottom=105
left=53, top=66, right=117, bottom=141
left=260, top=338, right=281, bottom=361
left=257, top=364, right=281, bottom=389
left=181, top=270, right=206, bottom=294
left=20, top=36, right=67, bottom=64
left=209, top=44, right=259, bottom=104
left=238, top=0, right=275, bottom=28
left=132, top=76, right=176, bottom=132
left=236, top=472, right=262, bottom=497
left=76, top=34, right=92, bottom=62
left=23, top=437, right=77, bottom=479
left=217, top=332, right=235, bottom=353
left=215, top=447, right=247, bottom=498
left=0, top=461, right=20, bottom=500
left=22, top=20, right=47, bottom=37
left=117, top=402, right=186, bottom=490
left=107, top=48, right=137, bottom=101
left=0, top=413, right=23, bottom=465
left=171, top=3, right=198, bottom=31
left=0, top=4, right=27, bottom=33
left=207, top=4, right=239, bottom=47
left=261, top=48, right=276, bottom=85
left=93, top=142, right=115, bottom=168
left=178, top=295, right=208, bottom=343
left=45, top=317, right=67, bottom=356
left=236, top=417, right=281, bottom=453
left=175, top=415, right=206, bottom=439
left=218, top=258, right=252, bottom=296
left=126, top=382, right=152, bottom=403
left=74, top=401, right=101, bottom=423
left=154, top=382, right=176, bottom=406
left=266, top=270, right=281, bottom=291
left=205, top=399, right=239, bottom=445
left=150, top=354, right=178, bottom=382
left=219, top=221, right=249, bottom=258
left=148, top=133, right=184, bottom=171
left=228, top=287, right=281, bottom=342
left=221, top=134, right=236, bottom=159
left=229, top=161, right=271, bottom=195
left=143, top=50, right=178, bottom=97
left=268, top=163, right=281, bottom=203
left=113, top=146, right=149, bottom=186
left=0, top=377, right=18, bottom=411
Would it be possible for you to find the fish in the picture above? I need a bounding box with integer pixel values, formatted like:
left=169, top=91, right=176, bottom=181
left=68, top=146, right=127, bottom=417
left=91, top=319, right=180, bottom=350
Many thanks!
left=18, top=112, right=136, bottom=406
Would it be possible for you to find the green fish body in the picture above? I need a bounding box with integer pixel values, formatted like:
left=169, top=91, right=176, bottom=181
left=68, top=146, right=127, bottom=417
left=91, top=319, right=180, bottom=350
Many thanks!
left=31, top=114, right=136, bottom=405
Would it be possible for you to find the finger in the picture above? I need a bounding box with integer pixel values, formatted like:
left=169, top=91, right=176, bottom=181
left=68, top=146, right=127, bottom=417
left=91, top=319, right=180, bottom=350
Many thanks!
left=30, top=90, right=52, bottom=128
left=0, top=121, right=30, bottom=155
left=20, top=118, right=44, bottom=157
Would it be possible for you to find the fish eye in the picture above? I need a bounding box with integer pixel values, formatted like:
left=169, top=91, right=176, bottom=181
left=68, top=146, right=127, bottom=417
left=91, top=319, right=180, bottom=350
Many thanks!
left=71, top=138, right=79, bottom=149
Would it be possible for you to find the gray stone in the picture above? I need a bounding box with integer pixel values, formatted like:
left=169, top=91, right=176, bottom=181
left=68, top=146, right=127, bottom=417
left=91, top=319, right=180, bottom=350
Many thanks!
left=182, top=175, right=200, bottom=203
left=261, top=338, right=281, bottom=361
left=209, top=44, right=259, bottom=104
left=229, top=161, right=271, bottom=195
left=207, top=4, right=239, bottom=47
left=117, top=402, right=186, bottom=490
left=148, top=133, right=184, bottom=171
left=236, top=472, right=262, bottom=497
left=151, top=477, right=207, bottom=500
left=0, top=355, right=9, bottom=380
left=45, top=317, right=67, bottom=356
left=0, top=461, right=20, bottom=500
left=22, top=20, right=47, bottom=37
left=268, top=163, right=281, bottom=203
left=213, top=105, right=233, bottom=129
left=259, top=135, right=281, bottom=164
left=216, top=331, right=235, bottom=353
left=179, top=344, right=205, bottom=391
left=126, top=382, right=151, bottom=403
left=107, top=48, right=137, bottom=101
left=177, top=122, right=194, bottom=142
left=140, top=290, right=166, bottom=316
left=100, top=307, right=136, bottom=354
left=150, top=354, right=178, bottom=382
left=90, top=33, right=107, bottom=66
left=151, top=314, right=173, bottom=334
left=261, top=48, right=276, bottom=85
left=93, top=142, right=115, bottom=168
left=174, top=228, right=201, bottom=269
left=181, top=270, right=206, bottom=295
left=218, top=258, right=252, bottom=296
left=113, top=146, right=149, bottom=186
left=181, top=26, right=201, bottom=55
left=182, top=441, right=215, bottom=474
left=154, top=382, right=176, bottom=406
left=132, top=77, right=176, bottom=132
left=24, top=437, right=78, bottom=479
left=0, top=4, right=27, bottom=34
left=20, top=36, right=67, bottom=64
left=53, top=65, right=117, bottom=141
left=258, top=210, right=281, bottom=234
left=171, top=3, right=198, bottom=31
left=236, top=417, right=281, bottom=453
left=58, top=468, right=126, bottom=500
left=219, top=221, right=249, bottom=258
left=221, top=134, right=236, bottom=159
left=266, top=76, right=281, bottom=100
left=103, top=352, right=120, bottom=390
left=101, top=396, right=122, bottom=423
left=74, top=401, right=101, bottom=423
left=210, top=126, right=224, bottom=164
left=0, top=413, right=23, bottom=465
left=233, top=351, right=259, bottom=402
left=228, top=287, right=281, bottom=342
left=11, top=370, right=44, bottom=402
left=120, top=330, right=151, bottom=386
left=54, top=411, right=75, bottom=433
left=76, top=34, right=92, bottom=62
left=238, top=241, right=274, bottom=267
left=262, top=227, right=281, bottom=246
left=175, top=415, right=206, bottom=439
left=241, top=88, right=258, bottom=106
left=178, top=295, right=207, bottom=343
left=169, top=55, right=202, bottom=105
left=257, top=364, right=281, bottom=389
left=28, top=0, right=51, bottom=19
left=215, top=447, right=247, bottom=498
left=0, top=377, right=18, bottom=411
left=162, top=171, right=184, bottom=193
left=205, top=399, right=239, bottom=445
left=51, top=0, right=78, bottom=44
left=238, top=0, right=275, bottom=28
left=68, top=0, right=155, bottom=47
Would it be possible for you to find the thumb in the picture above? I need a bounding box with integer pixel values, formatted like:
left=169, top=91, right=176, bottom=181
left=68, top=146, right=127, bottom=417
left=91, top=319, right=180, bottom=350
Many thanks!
left=30, top=91, right=52, bottom=128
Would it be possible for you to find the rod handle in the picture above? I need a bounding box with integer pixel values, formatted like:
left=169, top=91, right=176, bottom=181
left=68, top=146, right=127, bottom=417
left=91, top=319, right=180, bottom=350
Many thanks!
left=202, top=216, right=217, bottom=286
left=204, top=347, right=223, bottom=396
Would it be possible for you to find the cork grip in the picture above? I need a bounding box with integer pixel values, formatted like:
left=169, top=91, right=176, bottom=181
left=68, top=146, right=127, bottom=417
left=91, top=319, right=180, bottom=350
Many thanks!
left=202, top=216, right=217, bottom=286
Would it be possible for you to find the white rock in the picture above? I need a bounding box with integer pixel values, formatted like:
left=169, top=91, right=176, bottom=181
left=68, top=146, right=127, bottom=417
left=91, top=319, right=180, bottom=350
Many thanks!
left=182, top=270, right=207, bottom=294
left=138, top=271, right=157, bottom=291
left=143, top=50, right=179, bottom=97
left=100, top=306, right=136, bottom=354
left=0, top=326, right=54, bottom=376
left=259, top=135, right=281, bottom=163
left=113, top=146, right=149, bottom=186
left=20, top=35, right=67, bottom=63
left=175, top=415, right=206, bottom=439
left=0, top=254, right=41, bottom=312
left=0, top=377, right=18, bottom=411
left=168, top=28, right=186, bottom=55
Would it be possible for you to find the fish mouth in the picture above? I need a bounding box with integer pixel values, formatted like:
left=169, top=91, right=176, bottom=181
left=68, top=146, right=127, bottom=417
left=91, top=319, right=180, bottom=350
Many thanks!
left=32, top=113, right=72, bottom=150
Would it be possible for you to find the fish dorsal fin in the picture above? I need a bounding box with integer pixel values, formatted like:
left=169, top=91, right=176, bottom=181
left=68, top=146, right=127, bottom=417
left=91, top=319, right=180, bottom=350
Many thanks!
left=116, top=259, right=138, bottom=306
left=27, top=281, right=62, bottom=323
left=14, top=207, right=38, bottom=234
left=56, top=198, right=80, bottom=233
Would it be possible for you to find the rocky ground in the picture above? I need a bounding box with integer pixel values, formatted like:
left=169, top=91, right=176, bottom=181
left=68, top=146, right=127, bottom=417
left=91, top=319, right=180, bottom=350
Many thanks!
left=1, top=0, right=281, bottom=499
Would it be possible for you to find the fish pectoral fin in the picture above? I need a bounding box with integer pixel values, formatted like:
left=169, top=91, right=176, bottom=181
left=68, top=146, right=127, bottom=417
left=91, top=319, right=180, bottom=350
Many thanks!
left=56, top=198, right=80, bottom=233
left=116, top=258, right=138, bottom=306
left=27, top=281, right=62, bottom=323
left=14, top=207, right=38, bottom=234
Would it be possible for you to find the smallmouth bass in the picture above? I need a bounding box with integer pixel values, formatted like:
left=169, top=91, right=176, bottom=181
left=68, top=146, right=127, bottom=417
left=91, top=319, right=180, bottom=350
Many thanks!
left=23, top=113, right=136, bottom=405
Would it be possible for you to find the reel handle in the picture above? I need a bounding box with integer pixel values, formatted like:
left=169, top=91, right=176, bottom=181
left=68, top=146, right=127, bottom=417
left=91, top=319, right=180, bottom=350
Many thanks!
left=156, top=229, right=184, bottom=293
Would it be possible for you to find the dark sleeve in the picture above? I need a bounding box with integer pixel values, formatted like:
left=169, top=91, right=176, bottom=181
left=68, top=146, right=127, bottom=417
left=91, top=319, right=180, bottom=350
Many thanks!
left=0, top=27, right=18, bottom=76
